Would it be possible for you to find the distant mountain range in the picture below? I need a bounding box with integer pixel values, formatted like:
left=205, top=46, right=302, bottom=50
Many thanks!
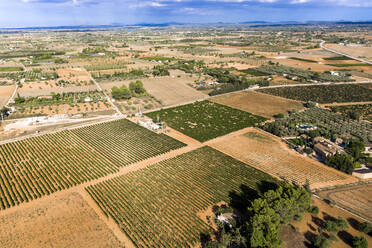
left=1, top=20, right=372, bottom=30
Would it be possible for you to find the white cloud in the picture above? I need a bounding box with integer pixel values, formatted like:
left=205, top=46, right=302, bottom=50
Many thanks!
left=129, top=1, right=167, bottom=8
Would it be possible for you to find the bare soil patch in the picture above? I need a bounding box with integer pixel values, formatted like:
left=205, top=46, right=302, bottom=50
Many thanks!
left=208, top=128, right=358, bottom=189
left=0, top=191, right=124, bottom=248
left=211, top=91, right=304, bottom=118
left=0, top=85, right=15, bottom=107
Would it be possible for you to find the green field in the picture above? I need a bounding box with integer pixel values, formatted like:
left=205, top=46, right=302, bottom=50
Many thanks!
left=240, top=68, right=270, bottom=76
left=289, top=57, right=317, bottom=63
left=146, top=101, right=266, bottom=142
left=0, top=118, right=185, bottom=210
left=326, top=63, right=372, bottom=67
left=0, top=67, right=23, bottom=72
left=86, top=146, right=278, bottom=248
left=323, top=56, right=355, bottom=60
left=257, top=83, right=372, bottom=104
left=72, top=119, right=186, bottom=165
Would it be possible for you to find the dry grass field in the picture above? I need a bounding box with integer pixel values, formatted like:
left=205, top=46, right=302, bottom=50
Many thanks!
left=318, top=184, right=372, bottom=222
left=208, top=128, right=358, bottom=189
left=292, top=197, right=372, bottom=248
left=0, top=85, right=15, bottom=107
left=211, top=91, right=304, bottom=118
left=325, top=44, right=372, bottom=61
left=15, top=101, right=113, bottom=116
left=0, top=191, right=124, bottom=248
left=101, top=76, right=208, bottom=106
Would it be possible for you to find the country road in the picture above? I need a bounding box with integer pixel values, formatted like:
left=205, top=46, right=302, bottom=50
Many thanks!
left=86, top=68, right=123, bottom=116
left=320, top=41, right=372, bottom=65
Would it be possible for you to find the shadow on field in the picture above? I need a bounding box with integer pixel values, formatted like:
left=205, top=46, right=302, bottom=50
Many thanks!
left=338, top=230, right=354, bottom=246
left=347, top=217, right=361, bottom=230
left=228, top=184, right=259, bottom=213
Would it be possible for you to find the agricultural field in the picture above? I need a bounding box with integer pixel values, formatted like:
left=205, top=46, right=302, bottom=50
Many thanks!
left=55, top=68, right=94, bottom=87
left=292, top=196, right=372, bottom=248
left=324, top=44, right=372, bottom=61
left=0, top=85, right=15, bottom=108
left=147, top=100, right=266, bottom=142
left=253, top=65, right=354, bottom=82
left=209, top=129, right=357, bottom=189
left=71, top=118, right=186, bottom=165
left=86, top=146, right=278, bottom=248
left=100, top=75, right=208, bottom=107
left=211, top=90, right=304, bottom=118
left=0, top=129, right=117, bottom=209
left=327, top=104, right=372, bottom=122
left=0, top=118, right=185, bottom=210
left=257, top=83, right=372, bottom=104
left=317, top=184, right=372, bottom=222
left=262, top=107, right=372, bottom=143
left=0, top=191, right=124, bottom=248
left=9, top=90, right=112, bottom=118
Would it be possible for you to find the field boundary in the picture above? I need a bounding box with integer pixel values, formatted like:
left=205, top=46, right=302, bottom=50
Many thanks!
left=320, top=41, right=372, bottom=65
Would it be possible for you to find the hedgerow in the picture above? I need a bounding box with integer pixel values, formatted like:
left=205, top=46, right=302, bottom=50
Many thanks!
left=258, top=83, right=372, bottom=104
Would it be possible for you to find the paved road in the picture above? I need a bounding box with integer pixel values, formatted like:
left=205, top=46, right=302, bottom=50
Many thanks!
left=320, top=41, right=372, bottom=65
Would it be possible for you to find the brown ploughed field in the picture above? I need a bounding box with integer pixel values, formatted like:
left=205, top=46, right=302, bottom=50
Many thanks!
left=0, top=191, right=124, bottom=248
left=211, top=91, right=304, bottom=118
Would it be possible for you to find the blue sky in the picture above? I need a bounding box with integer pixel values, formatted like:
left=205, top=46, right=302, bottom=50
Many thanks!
left=0, top=0, right=371, bottom=28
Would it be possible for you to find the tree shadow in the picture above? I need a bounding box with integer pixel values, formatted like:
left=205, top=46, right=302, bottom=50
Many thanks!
left=322, top=212, right=336, bottom=222
left=338, top=230, right=354, bottom=246
left=304, top=231, right=317, bottom=247
left=307, top=223, right=316, bottom=232
left=257, top=180, right=279, bottom=195
left=200, top=231, right=212, bottom=248
left=311, top=215, right=325, bottom=229
left=228, top=184, right=259, bottom=213
left=347, top=217, right=361, bottom=230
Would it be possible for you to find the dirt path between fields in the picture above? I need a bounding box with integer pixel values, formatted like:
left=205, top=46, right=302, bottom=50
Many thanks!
left=320, top=101, right=372, bottom=107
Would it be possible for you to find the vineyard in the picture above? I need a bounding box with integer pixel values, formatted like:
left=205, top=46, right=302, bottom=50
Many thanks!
left=71, top=119, right=186, bottom=166
left=0, top=118, right=185, bottom=210
left=262, top=107, right=372, bottom=143
left=257, top=83, right=372, bottom=104
left=146, top=101, right=266, bottom=142
left=86, top=146, right=277, bottom=248
left=0, top=131, right=117, bottom=210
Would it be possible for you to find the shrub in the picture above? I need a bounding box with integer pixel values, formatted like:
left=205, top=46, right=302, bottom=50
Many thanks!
left=325, top=220, right=340, bottom=233
left=314, top=234, right=331, bottom=248
left=352, top=236, right=368, bottom=248
left=309, top=206, right=319, bottom=215
left=358, top=222, right=372, bottom=235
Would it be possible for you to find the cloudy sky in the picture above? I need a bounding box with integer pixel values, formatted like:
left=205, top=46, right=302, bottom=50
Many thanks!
left=0, top=0, right=371, bottom=28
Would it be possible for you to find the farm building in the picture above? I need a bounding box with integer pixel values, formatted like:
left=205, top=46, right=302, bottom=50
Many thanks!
left=216, top=213, right=237, bottom=228
left=353, top=167, right=372, bottom=179
left=313, top=138, right=345, bottom=161
left=137, top=117, right=161, bottom=131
